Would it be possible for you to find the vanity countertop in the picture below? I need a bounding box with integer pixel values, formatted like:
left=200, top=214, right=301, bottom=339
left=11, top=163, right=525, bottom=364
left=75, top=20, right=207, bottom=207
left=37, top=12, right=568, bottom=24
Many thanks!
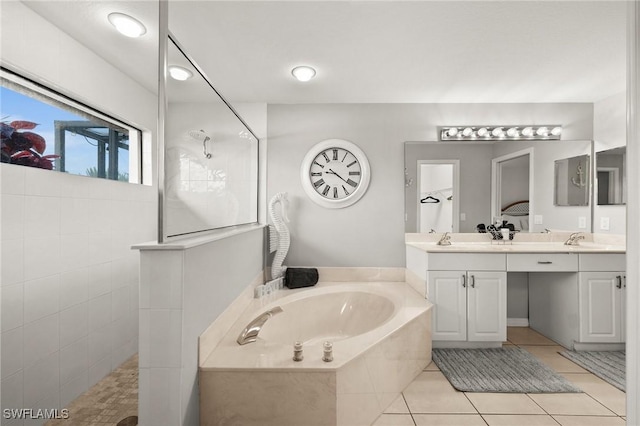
left=405, top=232, right=626, bottom=254
left=406, top=241, right=625, bottom=253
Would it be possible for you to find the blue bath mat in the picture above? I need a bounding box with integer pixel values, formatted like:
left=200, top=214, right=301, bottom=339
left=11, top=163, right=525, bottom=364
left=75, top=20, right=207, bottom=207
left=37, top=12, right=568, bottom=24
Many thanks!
left=433, top=347, right=582, bottom=393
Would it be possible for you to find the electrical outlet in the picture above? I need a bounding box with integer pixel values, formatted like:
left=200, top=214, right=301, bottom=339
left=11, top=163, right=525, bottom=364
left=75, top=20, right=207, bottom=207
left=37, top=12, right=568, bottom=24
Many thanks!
left=600, top=217, right=610, bottom=231
left=534, top=215, right=543, bottom=225
left=460, top=213, right=466, bottom=221
left=578, top=216, right=587, bottom=229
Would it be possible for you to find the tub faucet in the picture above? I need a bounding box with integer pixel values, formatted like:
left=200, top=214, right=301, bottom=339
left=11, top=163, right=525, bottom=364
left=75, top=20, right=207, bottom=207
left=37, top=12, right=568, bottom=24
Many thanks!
left=437, top=232, right=451, bottom=246
left=236, top=306, right=283, bottom=345
left=564, top=232, right=585, bottom=246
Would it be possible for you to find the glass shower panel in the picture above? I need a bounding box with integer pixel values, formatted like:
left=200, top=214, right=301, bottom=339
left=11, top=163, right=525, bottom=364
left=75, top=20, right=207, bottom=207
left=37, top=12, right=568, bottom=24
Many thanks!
left=164, top=36, right=258, bottom=237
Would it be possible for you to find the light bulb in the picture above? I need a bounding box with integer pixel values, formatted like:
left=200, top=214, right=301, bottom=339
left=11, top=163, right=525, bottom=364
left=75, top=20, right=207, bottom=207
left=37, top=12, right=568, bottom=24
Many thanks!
left=168, top=66, right=193, bottom=81
left=521, top=127, right=534, bottom=137
left=551, top=126, right=562, bottom=136
left=447, top=127, right=458, bottom=137
left=108, top=13, right=147, bottom=38
left=291, top=66, right=316, bottom=82
left=491, top=127, right=504, bottom=137
left=506, top=127, right=519, bottom=137
left=536, top=126, right=549, bottom=136
left=477, top=127, right=488, bottom=137
left=462, top=127, right=473, bottom=137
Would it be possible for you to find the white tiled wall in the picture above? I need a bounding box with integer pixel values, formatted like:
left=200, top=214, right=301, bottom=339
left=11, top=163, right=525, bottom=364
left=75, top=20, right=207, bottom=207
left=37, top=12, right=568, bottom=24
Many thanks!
left=0, top=163, right=156, bottom=425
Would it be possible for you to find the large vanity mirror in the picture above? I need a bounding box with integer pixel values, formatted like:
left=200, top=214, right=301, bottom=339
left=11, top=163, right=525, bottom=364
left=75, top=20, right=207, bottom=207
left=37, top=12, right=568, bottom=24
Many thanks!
left=596, top=146, right=626, bottom=205
left=405, top=139, right=594, bottom=233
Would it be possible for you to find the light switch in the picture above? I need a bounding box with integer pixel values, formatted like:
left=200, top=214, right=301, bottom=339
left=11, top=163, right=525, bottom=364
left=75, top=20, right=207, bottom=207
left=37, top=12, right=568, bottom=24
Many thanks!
left=600, top=217, right=610, bottom=231
left=460, top=213, right=466, bottom=221
left=534, top=215, right=543, bottom=225
left=578, top=216, right=587, bottom=229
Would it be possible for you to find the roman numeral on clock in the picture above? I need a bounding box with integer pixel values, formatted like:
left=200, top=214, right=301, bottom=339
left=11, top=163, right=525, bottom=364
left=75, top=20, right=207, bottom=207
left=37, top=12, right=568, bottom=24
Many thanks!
left=342, top=185, right=350, bottom=196
left=322, top=185, right=330, bottom=196
left=311, top=172, right=322, bottom=177
left=313, top=161, right=324, bottom=169
left=322, top=152, right=330, bottom=162
left=346, top=160, right=357, bottom=168
left=313, top=178, right=325, bottom=188
left=348, top=171, right=360, bottom=176
left=332, top=149, right=338, bottom=160
left=333, top=187, right=338, bottom=198
left=347, top=179, right=358, bottom=187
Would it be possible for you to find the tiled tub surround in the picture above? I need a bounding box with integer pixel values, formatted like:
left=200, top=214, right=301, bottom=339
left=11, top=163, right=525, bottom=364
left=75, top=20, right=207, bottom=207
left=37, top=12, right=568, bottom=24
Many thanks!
left=199, top=280, right=432, bottom=426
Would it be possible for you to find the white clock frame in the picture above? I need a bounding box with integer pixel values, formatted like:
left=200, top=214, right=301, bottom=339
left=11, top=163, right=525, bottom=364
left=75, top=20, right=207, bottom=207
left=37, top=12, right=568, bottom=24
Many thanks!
left=300, top=139, right=371, bottom=208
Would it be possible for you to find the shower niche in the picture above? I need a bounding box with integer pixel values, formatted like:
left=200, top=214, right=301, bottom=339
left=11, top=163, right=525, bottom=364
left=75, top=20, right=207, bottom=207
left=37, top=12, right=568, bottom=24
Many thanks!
left=162, top=35, right=259, bottom=239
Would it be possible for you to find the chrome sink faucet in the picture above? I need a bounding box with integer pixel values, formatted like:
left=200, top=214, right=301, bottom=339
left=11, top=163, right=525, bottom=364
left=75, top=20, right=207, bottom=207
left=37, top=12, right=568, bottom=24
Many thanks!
left=564, top=232, right=585, bottom=246
left=437, top=232, right=452, bottom=246
left=236, top=306, right=283, bottom=345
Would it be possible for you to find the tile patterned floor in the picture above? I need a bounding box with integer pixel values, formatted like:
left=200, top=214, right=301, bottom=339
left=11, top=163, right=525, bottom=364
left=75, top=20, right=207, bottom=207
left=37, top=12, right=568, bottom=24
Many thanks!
left=374, top=327, right=627, bottom=426
left=43, top=328, right=626, bottom=426
left=46, top=355, right=138, bottom=426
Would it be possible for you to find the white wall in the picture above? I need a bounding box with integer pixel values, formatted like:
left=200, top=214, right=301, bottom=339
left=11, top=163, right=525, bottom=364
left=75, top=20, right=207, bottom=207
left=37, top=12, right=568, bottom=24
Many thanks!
left=1, top=2, right=157, bottom=423
left=594, top=91, right=627, bottom=235
left=267, top=103, right=594, bottom=267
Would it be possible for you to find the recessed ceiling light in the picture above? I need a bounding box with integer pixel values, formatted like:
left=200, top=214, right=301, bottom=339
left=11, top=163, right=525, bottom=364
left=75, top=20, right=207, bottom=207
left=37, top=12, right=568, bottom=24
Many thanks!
left=168, top=66, right=193, bottom=81
left=108, top=12, right=147, bottom=38
left=291, top=66, right=316, bottom=82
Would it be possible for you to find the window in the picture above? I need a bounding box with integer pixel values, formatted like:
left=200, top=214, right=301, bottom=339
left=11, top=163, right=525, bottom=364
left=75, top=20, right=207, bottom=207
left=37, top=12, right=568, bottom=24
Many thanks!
left=1, top=68, right=142, bottom=182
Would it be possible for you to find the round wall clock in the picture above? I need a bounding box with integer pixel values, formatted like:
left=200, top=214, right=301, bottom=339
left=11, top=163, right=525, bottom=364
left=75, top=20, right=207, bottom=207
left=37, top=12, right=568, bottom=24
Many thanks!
left=300, top=139, right=371, bottom=208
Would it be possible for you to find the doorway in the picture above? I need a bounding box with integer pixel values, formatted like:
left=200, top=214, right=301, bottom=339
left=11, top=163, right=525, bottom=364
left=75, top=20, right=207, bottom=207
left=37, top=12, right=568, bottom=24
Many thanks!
left=491, top=148, right=534, bottom=232
left=417, top=160, right=460, bottom=233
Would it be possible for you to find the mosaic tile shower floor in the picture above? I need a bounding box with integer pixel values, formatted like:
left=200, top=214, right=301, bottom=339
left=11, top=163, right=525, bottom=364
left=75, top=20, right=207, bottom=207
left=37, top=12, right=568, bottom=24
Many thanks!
left=46, top=355, right=138, bottom=426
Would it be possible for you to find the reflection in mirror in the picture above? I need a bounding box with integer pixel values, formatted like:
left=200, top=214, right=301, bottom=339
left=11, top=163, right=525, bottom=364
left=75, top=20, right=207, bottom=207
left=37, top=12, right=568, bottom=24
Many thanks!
left=596, top=146, right=626, bottom=205
left=554, top=154, right=590, bottom=206
left=164, top=35, right=258, bottom=238
left=406, top=140, right=593, bottom=233
left=417, top=160, right=459, bottom=233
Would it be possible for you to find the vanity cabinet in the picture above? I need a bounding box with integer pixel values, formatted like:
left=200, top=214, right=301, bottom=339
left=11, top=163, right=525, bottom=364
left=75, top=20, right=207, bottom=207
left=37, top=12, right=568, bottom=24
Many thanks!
left=427, top=254, right=507, bottom=344
left=428, top=270, right=507, bottom=343
left=578, top=272, right=626, bottom=343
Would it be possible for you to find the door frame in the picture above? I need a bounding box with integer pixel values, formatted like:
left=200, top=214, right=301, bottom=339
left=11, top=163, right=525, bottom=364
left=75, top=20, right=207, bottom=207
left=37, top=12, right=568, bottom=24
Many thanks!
left=417, top=159, right=460, bottom=233
left=491, top=148, right=534, bottom=231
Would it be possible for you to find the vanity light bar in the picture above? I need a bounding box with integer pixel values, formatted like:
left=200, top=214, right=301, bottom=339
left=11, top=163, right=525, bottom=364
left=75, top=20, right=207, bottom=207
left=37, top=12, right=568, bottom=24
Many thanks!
left=439, top=125, right=562, bottom=141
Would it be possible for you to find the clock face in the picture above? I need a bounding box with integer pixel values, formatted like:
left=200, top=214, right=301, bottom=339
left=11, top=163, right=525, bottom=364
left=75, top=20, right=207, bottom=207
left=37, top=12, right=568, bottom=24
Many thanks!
left=309, top=147, right=362, bottom=200
left=301, top=139, right=371, bottom=208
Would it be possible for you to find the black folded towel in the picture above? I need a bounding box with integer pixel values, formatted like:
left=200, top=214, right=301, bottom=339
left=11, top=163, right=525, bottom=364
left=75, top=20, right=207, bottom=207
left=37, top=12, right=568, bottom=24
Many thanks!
left=285, top=268, right=319, bottom=289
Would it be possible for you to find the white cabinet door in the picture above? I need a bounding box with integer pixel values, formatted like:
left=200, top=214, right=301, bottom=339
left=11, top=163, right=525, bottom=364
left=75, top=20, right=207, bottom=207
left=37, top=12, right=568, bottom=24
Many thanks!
left=579, top=272, right=624, bottom=343
left=427, top=271, right=467, bottom=341
left=467, top=271, right=507, bottom=342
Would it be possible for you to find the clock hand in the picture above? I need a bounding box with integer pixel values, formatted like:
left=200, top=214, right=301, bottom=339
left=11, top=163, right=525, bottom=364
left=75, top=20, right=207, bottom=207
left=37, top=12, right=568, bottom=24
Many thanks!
left=327, top=169, right=349, bottom=183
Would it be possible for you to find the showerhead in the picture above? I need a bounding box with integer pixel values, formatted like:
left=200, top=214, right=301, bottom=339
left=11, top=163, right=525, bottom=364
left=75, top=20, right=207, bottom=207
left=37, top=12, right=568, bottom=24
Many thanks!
left=188, top=129, right=212, bottom=159
left=188, top=129, right=210, bottom=142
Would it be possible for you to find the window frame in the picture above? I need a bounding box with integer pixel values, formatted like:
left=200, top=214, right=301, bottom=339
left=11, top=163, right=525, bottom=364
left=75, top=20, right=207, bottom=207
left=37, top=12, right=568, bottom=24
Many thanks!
left=1, top=66, right=143, bottom=183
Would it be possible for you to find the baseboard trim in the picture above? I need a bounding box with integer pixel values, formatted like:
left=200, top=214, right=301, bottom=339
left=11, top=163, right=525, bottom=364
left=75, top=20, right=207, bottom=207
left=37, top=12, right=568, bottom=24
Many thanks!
left=507, top=318, right=530, bottom=327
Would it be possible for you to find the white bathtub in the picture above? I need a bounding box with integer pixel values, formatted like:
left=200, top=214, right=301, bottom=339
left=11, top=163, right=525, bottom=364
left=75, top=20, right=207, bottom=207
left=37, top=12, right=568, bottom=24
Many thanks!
left=200, top=281, right=432, bottom=426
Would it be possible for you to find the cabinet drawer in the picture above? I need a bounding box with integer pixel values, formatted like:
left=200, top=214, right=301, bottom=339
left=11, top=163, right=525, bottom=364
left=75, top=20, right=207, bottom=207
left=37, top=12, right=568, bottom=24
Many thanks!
left=507, top=253, right=578, bottom=272
left=428, top=253, right=506, bottom=271
left=579, top=254, right=626, bottom=272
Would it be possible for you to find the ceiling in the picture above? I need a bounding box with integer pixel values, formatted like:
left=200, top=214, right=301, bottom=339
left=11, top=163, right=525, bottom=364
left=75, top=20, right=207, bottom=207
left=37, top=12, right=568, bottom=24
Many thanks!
left=23, top=1, right=627, bottom=104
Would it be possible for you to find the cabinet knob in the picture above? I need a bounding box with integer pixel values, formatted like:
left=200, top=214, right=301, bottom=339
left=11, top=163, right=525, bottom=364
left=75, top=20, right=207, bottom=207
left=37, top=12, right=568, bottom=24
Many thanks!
left=470, top=275, right=476, bottom=288
left=616, top=275, right=622, bottom=289
left=537, top=261, right=553, bottom=264
left=462, top=274, right=466, bottom=288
